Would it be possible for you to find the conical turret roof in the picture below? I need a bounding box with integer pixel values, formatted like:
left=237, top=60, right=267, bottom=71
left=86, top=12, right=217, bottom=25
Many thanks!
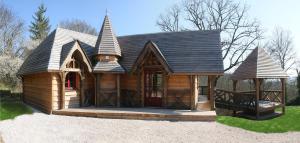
left=95, top=15, right=121, bottom=56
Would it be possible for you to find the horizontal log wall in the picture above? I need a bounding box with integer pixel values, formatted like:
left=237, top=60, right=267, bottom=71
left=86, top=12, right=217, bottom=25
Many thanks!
left=23, top=72, right=53, bottom=113
left=52, top=73, right=61, bottom=110
left=167, top=75, right=191, bottom=109
left=98, top=74, right=117, bottom=106
left=120, top=74, right=137, bottom=90
left=120, top=74, right=140, bottom=107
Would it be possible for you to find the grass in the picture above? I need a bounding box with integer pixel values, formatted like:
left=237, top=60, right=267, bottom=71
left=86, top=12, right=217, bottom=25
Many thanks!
left=0, top=97, right=33, bottom=121
left=217, top=106, right=300, bottom=133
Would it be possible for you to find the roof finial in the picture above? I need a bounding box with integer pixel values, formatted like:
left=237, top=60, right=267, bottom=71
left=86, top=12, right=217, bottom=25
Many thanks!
left=105, top=9, right=109, bottom=16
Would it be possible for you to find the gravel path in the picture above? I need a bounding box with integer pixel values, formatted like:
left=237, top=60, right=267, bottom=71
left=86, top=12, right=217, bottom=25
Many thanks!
left=0, top=112, right=299, bottom=143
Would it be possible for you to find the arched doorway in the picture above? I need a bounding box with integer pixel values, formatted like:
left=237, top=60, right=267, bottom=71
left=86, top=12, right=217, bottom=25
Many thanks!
left=60, top=41, right=95, bottom=109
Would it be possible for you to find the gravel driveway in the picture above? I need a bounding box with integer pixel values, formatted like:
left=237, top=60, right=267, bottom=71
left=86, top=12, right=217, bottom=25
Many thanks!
left=0, top=112, right=299, bottom=143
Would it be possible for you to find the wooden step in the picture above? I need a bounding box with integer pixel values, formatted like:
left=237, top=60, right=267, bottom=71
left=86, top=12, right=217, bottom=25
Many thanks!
left=52, top=108, right=216, bottom=121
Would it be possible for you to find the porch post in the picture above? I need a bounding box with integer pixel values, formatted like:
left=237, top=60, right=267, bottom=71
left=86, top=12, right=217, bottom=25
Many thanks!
left=137, top=66, right=143, bottom=107
left=255, top=78, right=260, bottom=119
left=259, top=79, right=264, bottom=100
left=95, top=74, right=101, bottom=107
left=209, top=75, right=216, bottom=110
left=80, top=78, right=83, bottom=107
left=117, top=74, right=121, bottom=107
left=60, top=72, right=66, bottom=109
left=281, top=78, right=286, bottom=114
left=163, top=72, right=168, bottom=107
left=190, top=75, right=198, bottom=110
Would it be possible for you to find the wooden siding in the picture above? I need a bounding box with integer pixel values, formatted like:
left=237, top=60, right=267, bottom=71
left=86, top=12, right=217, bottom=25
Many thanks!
left=120, top=74, right=137, bottom=90
left=23, top=72, right=53, bottom=113
left=52, top=73, right=61, bottom=110
left=167, top=75, right=192, bottom=109
left=97, top=74, right=118, bottom=106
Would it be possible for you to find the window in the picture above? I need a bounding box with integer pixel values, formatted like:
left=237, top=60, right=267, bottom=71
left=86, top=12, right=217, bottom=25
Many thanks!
left=65, top=73, right=77, bottom=90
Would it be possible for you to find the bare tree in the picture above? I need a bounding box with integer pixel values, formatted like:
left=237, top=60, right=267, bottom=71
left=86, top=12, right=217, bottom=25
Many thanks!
left=0, top=2, right=24, bottom=57
left=157, top=4, right=181, bottom=32
left=0, top=2, right=25, bottom=89
left=59, top=19, right=97, bottom=35
left=157, top=0, right=262, bottom=73
left=267, top=27, right=296, bottom=72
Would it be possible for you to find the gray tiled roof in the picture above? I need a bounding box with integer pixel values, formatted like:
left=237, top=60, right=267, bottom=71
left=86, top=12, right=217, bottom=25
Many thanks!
left=18, top=28, right=96, bottom=75
left=93, top=61, right=125, bottom=73
left=118, top=30, right=224, bottom=73
left=94, top=15, right=121, bottom=56
left=18, top=28, right=224, bottom=75
left=231, top=47, right=288, bottom=80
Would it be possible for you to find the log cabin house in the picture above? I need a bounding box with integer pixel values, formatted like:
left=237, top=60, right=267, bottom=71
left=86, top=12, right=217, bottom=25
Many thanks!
left=18, top=15, right=224, bottom=114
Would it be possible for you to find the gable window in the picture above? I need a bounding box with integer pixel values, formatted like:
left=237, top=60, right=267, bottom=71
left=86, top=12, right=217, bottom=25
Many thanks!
left=65, top=72, right=78, bottom=90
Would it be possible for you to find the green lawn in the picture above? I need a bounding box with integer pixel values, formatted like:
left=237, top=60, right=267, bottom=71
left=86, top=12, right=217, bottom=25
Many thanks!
left=217, top=106, right=300, bottom=133
left=0, top=97, right=33, bottom=121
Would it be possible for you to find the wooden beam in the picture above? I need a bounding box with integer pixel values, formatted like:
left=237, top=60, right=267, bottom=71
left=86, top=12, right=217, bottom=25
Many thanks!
left=60, top=72, right=66, bottom=109
left=259, top=79, right=264, bottom=100
left=190, top=75, right=197, bottom=110
left=94, top=74, right=97, bottom=107
left=255, top=78, right=260, bottom=119
left=163, top=72, right=168, bottom=107
left=61, top=68, right=81, bottom=72
left=117, top=74, right=121, bottom=107
left=137, top=67, right=142, bottom=107
left=207, top=76, right=211, bottom=100
left=95, top=74, right=101, bottom=107
left=209, top=75, right=216, bottom=110
left=80, top=77, right=83, bottom=107
left=232, top=80, right=237, bottom=91
left=281, top=78, right=286, bottom=114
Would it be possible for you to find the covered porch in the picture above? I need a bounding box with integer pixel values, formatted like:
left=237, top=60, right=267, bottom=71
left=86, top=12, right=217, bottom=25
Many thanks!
left=52, top=107, right=216, bottom=121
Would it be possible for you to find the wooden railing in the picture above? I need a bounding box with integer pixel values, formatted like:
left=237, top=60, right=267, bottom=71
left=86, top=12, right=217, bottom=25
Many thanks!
left=215, top=89, right=256, bottom=111
left=215, top=89, right=283, bottom=112
left=261, top=90, right=282, bottom=103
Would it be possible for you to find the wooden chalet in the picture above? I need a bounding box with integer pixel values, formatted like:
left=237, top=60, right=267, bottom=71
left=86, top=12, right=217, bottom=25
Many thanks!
left=215, top=47, right=288, bottom=119
left=18, top=15, right=224, bottom=115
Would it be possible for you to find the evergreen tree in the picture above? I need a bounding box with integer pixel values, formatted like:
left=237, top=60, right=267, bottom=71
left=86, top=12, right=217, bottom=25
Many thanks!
left=29, top=4, right=50, bottom=41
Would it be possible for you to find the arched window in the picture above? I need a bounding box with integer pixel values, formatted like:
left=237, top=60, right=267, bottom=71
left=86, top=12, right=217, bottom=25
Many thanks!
left=65, top=72, right=78, bottom=90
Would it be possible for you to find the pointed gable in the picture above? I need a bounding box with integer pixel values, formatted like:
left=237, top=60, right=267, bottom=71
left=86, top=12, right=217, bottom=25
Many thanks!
left=131, top=41, right=172, bottom=73
left=95, top=15, right=121, bottom=56
left=231, top=47, right=288, bottom=80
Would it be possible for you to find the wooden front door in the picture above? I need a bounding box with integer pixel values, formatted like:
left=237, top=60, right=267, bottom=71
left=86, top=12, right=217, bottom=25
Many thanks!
left=144, top=71, right=163, bottom=107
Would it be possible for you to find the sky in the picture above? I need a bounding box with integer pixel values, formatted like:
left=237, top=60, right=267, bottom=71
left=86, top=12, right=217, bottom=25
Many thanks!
left=3, top=0, right=300, bottom=70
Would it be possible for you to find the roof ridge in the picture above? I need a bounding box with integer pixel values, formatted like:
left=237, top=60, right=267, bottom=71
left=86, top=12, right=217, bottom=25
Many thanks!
left=56, top=27, right=97, bottom=38
left=117, top=30, right=220, bottom=38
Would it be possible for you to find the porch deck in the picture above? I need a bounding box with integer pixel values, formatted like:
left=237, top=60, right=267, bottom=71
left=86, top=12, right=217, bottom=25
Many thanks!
left=52, top=107, right=216, bottom=121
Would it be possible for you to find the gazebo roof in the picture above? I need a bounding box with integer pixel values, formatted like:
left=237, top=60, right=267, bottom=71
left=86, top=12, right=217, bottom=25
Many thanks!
left=231, top=47, right=288, bottom=80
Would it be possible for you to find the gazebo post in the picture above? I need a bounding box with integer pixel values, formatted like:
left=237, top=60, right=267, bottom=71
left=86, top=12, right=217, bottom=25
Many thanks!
left=280, top=78, right=286, bottom=115
left=255, top=78, right=260, bottom=119
left=232, top=80, right=238, bottom=116
left=232, top=80, right=237, bottom=91
left=259, top=79, right=264, bottom=100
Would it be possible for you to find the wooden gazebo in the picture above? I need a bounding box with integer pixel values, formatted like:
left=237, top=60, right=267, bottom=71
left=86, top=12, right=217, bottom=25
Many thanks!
left=215, top=47, right=289, bottom=119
